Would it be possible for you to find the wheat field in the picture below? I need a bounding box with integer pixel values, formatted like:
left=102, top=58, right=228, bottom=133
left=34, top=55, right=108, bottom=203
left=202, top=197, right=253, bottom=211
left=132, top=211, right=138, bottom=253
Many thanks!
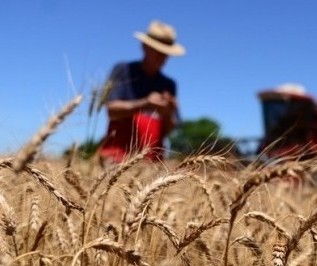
left=2, top=94, right=317, bottom=266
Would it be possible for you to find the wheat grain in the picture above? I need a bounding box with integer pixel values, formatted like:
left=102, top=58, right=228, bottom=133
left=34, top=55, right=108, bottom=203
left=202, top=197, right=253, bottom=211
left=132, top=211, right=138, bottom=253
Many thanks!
left=29, top=193, right=41, bottom=232
left=272, top=242, right=287, bottom=266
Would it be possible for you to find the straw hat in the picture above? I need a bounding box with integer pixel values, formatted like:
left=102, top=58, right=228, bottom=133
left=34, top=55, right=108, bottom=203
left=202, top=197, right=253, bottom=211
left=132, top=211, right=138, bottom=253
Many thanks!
left=134, top=20, right=185, bottom=56
left=276, top=83, right=307, bottom=96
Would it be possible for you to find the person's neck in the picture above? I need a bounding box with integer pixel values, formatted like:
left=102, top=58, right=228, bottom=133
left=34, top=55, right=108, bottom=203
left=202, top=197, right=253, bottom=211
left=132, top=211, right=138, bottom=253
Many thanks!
left=141, top=60, right=159, bottom=76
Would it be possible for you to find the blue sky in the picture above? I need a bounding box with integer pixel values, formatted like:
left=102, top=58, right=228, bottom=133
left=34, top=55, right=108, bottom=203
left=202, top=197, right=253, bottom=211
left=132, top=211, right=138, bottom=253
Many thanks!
left=1, top=1, right=317, bottom=155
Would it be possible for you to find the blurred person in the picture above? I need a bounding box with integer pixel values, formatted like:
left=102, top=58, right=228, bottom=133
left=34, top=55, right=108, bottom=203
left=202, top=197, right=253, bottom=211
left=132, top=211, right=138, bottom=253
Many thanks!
left=98, top=20, right=186, bottom=163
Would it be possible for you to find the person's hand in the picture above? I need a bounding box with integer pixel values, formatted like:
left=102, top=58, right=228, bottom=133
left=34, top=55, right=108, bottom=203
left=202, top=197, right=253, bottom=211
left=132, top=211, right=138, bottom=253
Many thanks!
left=147, top=91, right=177, bottom=115
left=147, top=92, right=166, bottom=108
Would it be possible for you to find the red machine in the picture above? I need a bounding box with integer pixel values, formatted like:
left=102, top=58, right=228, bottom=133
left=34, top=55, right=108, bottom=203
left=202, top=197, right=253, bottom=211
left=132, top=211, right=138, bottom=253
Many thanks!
left=257, top=85, right=317, bottom=159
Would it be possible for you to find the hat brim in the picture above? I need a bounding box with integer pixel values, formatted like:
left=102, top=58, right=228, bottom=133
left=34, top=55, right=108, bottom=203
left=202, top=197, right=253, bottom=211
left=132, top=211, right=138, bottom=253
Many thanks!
left=134, top=32, right=185, bottom=57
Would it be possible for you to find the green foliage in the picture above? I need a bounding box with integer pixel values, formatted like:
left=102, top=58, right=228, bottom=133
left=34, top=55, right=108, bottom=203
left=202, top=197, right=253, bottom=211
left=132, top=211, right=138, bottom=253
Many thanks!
left=63, top=139, right=99, bottom=160
left=169, top=117, right=235, bottom=156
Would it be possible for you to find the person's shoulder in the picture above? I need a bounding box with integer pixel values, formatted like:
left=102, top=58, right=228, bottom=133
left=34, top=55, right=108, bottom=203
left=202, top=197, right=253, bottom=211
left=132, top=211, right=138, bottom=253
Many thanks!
left=112, top=61, right=130, bottom=70
left=109, top=61, right=133, bottom=78
left=112, top=61, right=140, bottom=72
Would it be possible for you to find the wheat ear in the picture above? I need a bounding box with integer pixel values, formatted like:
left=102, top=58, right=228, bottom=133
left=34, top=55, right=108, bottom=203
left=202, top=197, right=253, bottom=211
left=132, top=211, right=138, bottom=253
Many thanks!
left=63, top=168, right=88, bottom=200
left=13, top=95, right=83, bottom=173
left=65, top=215, right=79, bottom=249
left=191, top=174, right=215, bottom=216
left=281, top=207, right=317, bottom=264
left=71, top=237, right=150, bottom=266
left=176, top=218, right=228, bottom=254
left=245, top=211, right=291, bottom=240
left=27, top=166, right=84, bottom=213
left=176, top=154, right=228, bottom=170
left=123, top=173, right=189, bottom=241
left=1, top=159, right=84, bottom=213
left=25, top=192, right=41, bottom=252
left=0, top=193, right=18, bottom=256
left=97, top=148, right=150, bottom=202
left=231, top=236, right=264, bottom=265
left=194, top=239, right=216, bottom=265
left=223, top=161, right=305, bottom=266
left=88, top=148, right=149, bottom=205
left=143, top=216, right=180, bottom=249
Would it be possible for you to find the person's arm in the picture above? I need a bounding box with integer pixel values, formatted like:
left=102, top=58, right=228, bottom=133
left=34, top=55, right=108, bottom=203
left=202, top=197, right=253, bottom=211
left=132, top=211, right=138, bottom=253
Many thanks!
left=107, top=91, right=170, bottom=120
left=106, top=98, right=149, bottom=120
